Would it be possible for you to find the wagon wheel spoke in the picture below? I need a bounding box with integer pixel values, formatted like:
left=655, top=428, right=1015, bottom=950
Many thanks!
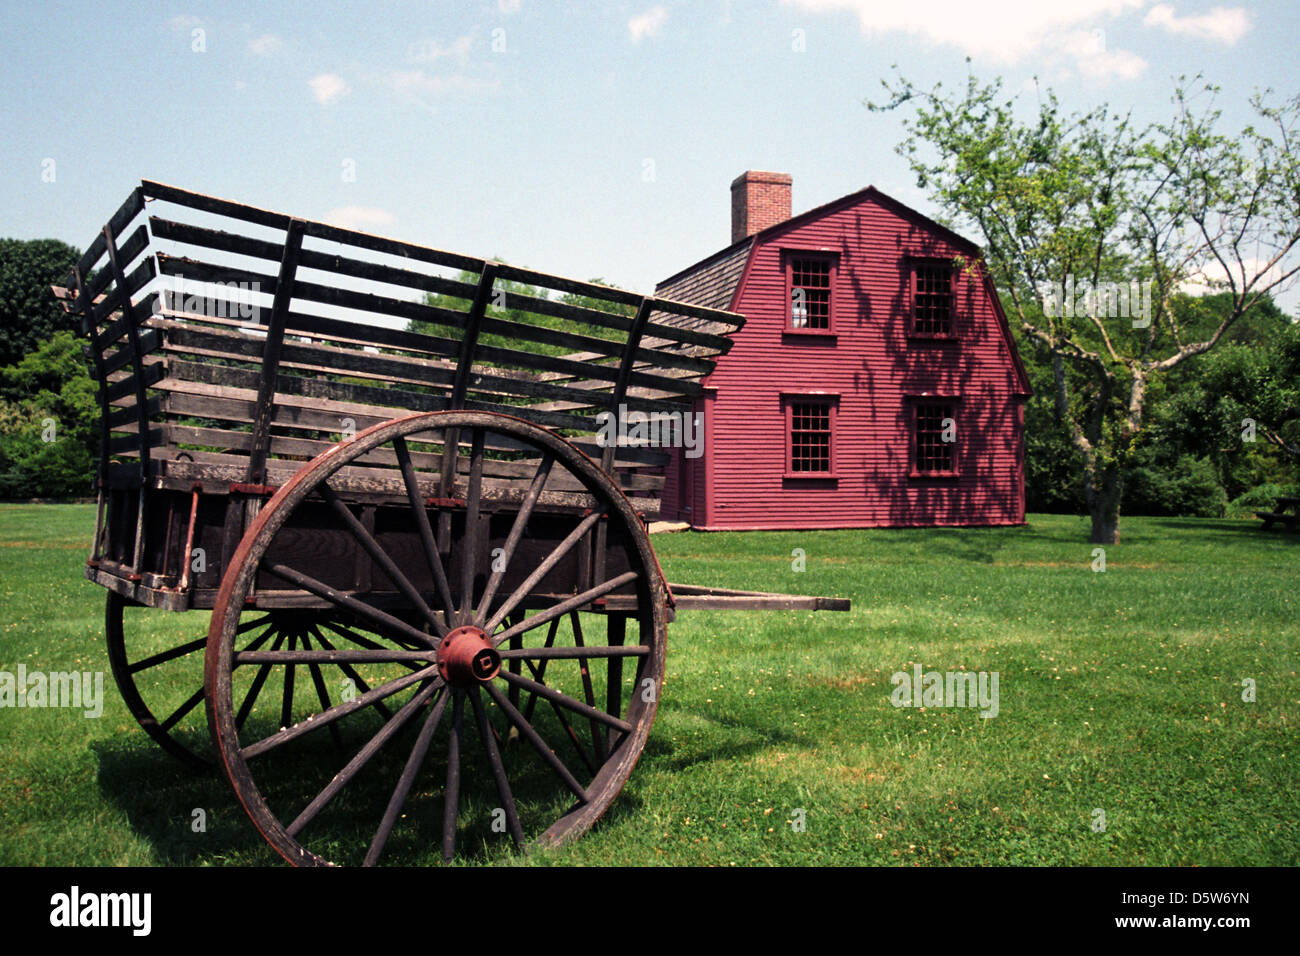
left=441, top=690, right=466, bottom=862
left=500, top=644, right=650, bottom=661
left=316, top=619, right=426, bottom=669
left=137, top=614, right=270, bottom=676
left=234, top=648, right=436, bottom=666
left=491, top=570, right=640, bottom=648
left=362, top=688, right=449, bottom=867
left=320, top=482, right=446, bottom=637
left=455, top=429, right=488, bottom=628
left=127, top=635, right=208, bottom=674
left=279, top=632, right=299, bottom=730
left=568, top=612, right=606, bottom=763
left=469, top=685, right=525, bottom=849
left=241, top=665, right=440, bottom=761
left=395, top=434, right=456, bottom=628
left=483, top=509, right=604, bottom=633
left=299, top=631, right=344, bottom=751
left=483, top=680, right=588, bottom=803
left=286, top=678, right=442, bottom=839
left=497, top=669, right=632, bottom=735
left=519, top=616, right=562, bottom=726
left=474, top=453, right=554, bottom=628
left=517, top=654, right=598, bottom=776
left=160, top=686, right=206, bottom=733
left=263, top=562, right=436, bottom=649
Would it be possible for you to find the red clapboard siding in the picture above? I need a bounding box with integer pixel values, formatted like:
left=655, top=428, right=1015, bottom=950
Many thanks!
left=657, top=185, right=1030, bottom=530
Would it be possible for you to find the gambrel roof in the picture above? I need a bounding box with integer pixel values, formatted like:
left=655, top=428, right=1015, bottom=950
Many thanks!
left=656, top=184, right=1031, bottom=397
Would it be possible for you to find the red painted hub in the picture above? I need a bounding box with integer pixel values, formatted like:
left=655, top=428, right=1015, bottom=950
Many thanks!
left=437, top=625, right=501, bottom=687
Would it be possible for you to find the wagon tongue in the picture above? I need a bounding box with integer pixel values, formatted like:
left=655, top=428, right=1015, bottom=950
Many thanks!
left=437, top=626, right=502, bottom=687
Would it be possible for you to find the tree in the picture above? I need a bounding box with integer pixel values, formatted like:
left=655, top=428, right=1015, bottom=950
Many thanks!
left=0, top=238, right=82, bottom=368
left=0, top=330, right=97, bottom=497
left=869, top=74, right=1300, bottom=542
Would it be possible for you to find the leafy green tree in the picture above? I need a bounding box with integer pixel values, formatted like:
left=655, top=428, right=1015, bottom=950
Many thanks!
left=870, top=74, right=1300, bottom=542
left=0, top=331, right=97, bottom=497
left=1155, top=318, right=1300, bottom=491
left=0, top=238, right=82, bottom=367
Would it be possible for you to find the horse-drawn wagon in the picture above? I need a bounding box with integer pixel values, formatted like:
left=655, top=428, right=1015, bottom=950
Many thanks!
left=55, top=181, right=847, bottom=865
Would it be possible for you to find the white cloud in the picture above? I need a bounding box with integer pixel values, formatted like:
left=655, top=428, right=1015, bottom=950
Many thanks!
left=1181, top=255, right=1294, bottom=297
left=1143, top=3, right=1250, bottom=44
left=498, top=0, right=523, bottom=13
left=781, top=0, right=1145, bottom=64
left=629, top=6, right=668, bottom=43
left=248, top=33, right=283, bottom=56
left=325, top=206, right=397, bottom=231
left=1058, top=29, right=1147, bottom=79
left=308, top=73, right=350, bottom=105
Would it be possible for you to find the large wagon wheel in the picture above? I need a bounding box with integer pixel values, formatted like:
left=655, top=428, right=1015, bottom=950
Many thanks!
left=205, top=410, right=668, bottom=866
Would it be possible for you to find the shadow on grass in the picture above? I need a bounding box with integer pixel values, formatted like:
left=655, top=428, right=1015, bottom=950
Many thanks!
left=888, top=523, right=1062, bottom=564
left=90, top=734, right=267, bottom=865
left=648, top=703, right=809, bottom=773
left=91, top=707, right=666, bottom=867
left=1155, top=516, right=1299, bottom=539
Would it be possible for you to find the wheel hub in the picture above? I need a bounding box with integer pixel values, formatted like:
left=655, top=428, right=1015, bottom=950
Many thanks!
left=437, top=625, right=501, bottom=687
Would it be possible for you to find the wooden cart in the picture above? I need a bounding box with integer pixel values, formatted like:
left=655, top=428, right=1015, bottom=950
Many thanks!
left=55, top=181, right=848, bottom=866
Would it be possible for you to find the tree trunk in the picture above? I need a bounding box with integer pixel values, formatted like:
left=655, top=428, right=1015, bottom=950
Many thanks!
left=1086, top=464, right=1123, bottom=544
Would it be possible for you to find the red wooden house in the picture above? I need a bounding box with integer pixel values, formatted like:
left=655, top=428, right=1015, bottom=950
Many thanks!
left=654, top=171, right=1031, bottom=530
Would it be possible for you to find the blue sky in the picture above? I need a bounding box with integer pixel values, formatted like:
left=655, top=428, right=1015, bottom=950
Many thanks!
left=2, top=0, right=1296, bottom=300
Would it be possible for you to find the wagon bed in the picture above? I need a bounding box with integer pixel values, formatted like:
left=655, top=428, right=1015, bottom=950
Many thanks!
left=55, top=182, right=761, bottom=605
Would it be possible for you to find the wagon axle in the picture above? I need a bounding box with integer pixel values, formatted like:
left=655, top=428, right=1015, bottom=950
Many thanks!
left=437, top=626, right=501, bottom=686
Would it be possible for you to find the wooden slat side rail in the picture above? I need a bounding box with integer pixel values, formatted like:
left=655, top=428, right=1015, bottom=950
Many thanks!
left=162, top=359, right=595, bottom=433
left=142, top=179, right=484, bottom=272
left=153, top=251, right=734, bottom=376
left=143, top=180, right=743, bottom=334
left=156, top=325, right=689, bottom=419
left=151, top=313, right=704, bottom=401
left=157, top=383, right=670, bottom=468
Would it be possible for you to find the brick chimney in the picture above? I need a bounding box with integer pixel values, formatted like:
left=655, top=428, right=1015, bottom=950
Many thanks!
left=730, top=170, right=792, bottom=244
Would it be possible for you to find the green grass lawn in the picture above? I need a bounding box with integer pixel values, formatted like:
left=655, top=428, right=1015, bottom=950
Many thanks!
left=0, top=503, right=1295, bottom=866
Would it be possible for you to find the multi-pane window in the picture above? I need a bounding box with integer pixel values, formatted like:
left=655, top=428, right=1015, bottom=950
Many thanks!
left=914, top=402, right=956, bottom=473
left=790, top=401, right=833, bottom=473
left=790, top=257, right=832, bottom=330
left=913, top=261, right=953, bottom=335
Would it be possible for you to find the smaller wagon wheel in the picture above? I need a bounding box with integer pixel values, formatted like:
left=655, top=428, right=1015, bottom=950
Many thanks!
left=205, top=410, right=668, bottom=866
left=105, top=592, right=215, bottom=769
left=105, top=597, right=344, bottom=769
